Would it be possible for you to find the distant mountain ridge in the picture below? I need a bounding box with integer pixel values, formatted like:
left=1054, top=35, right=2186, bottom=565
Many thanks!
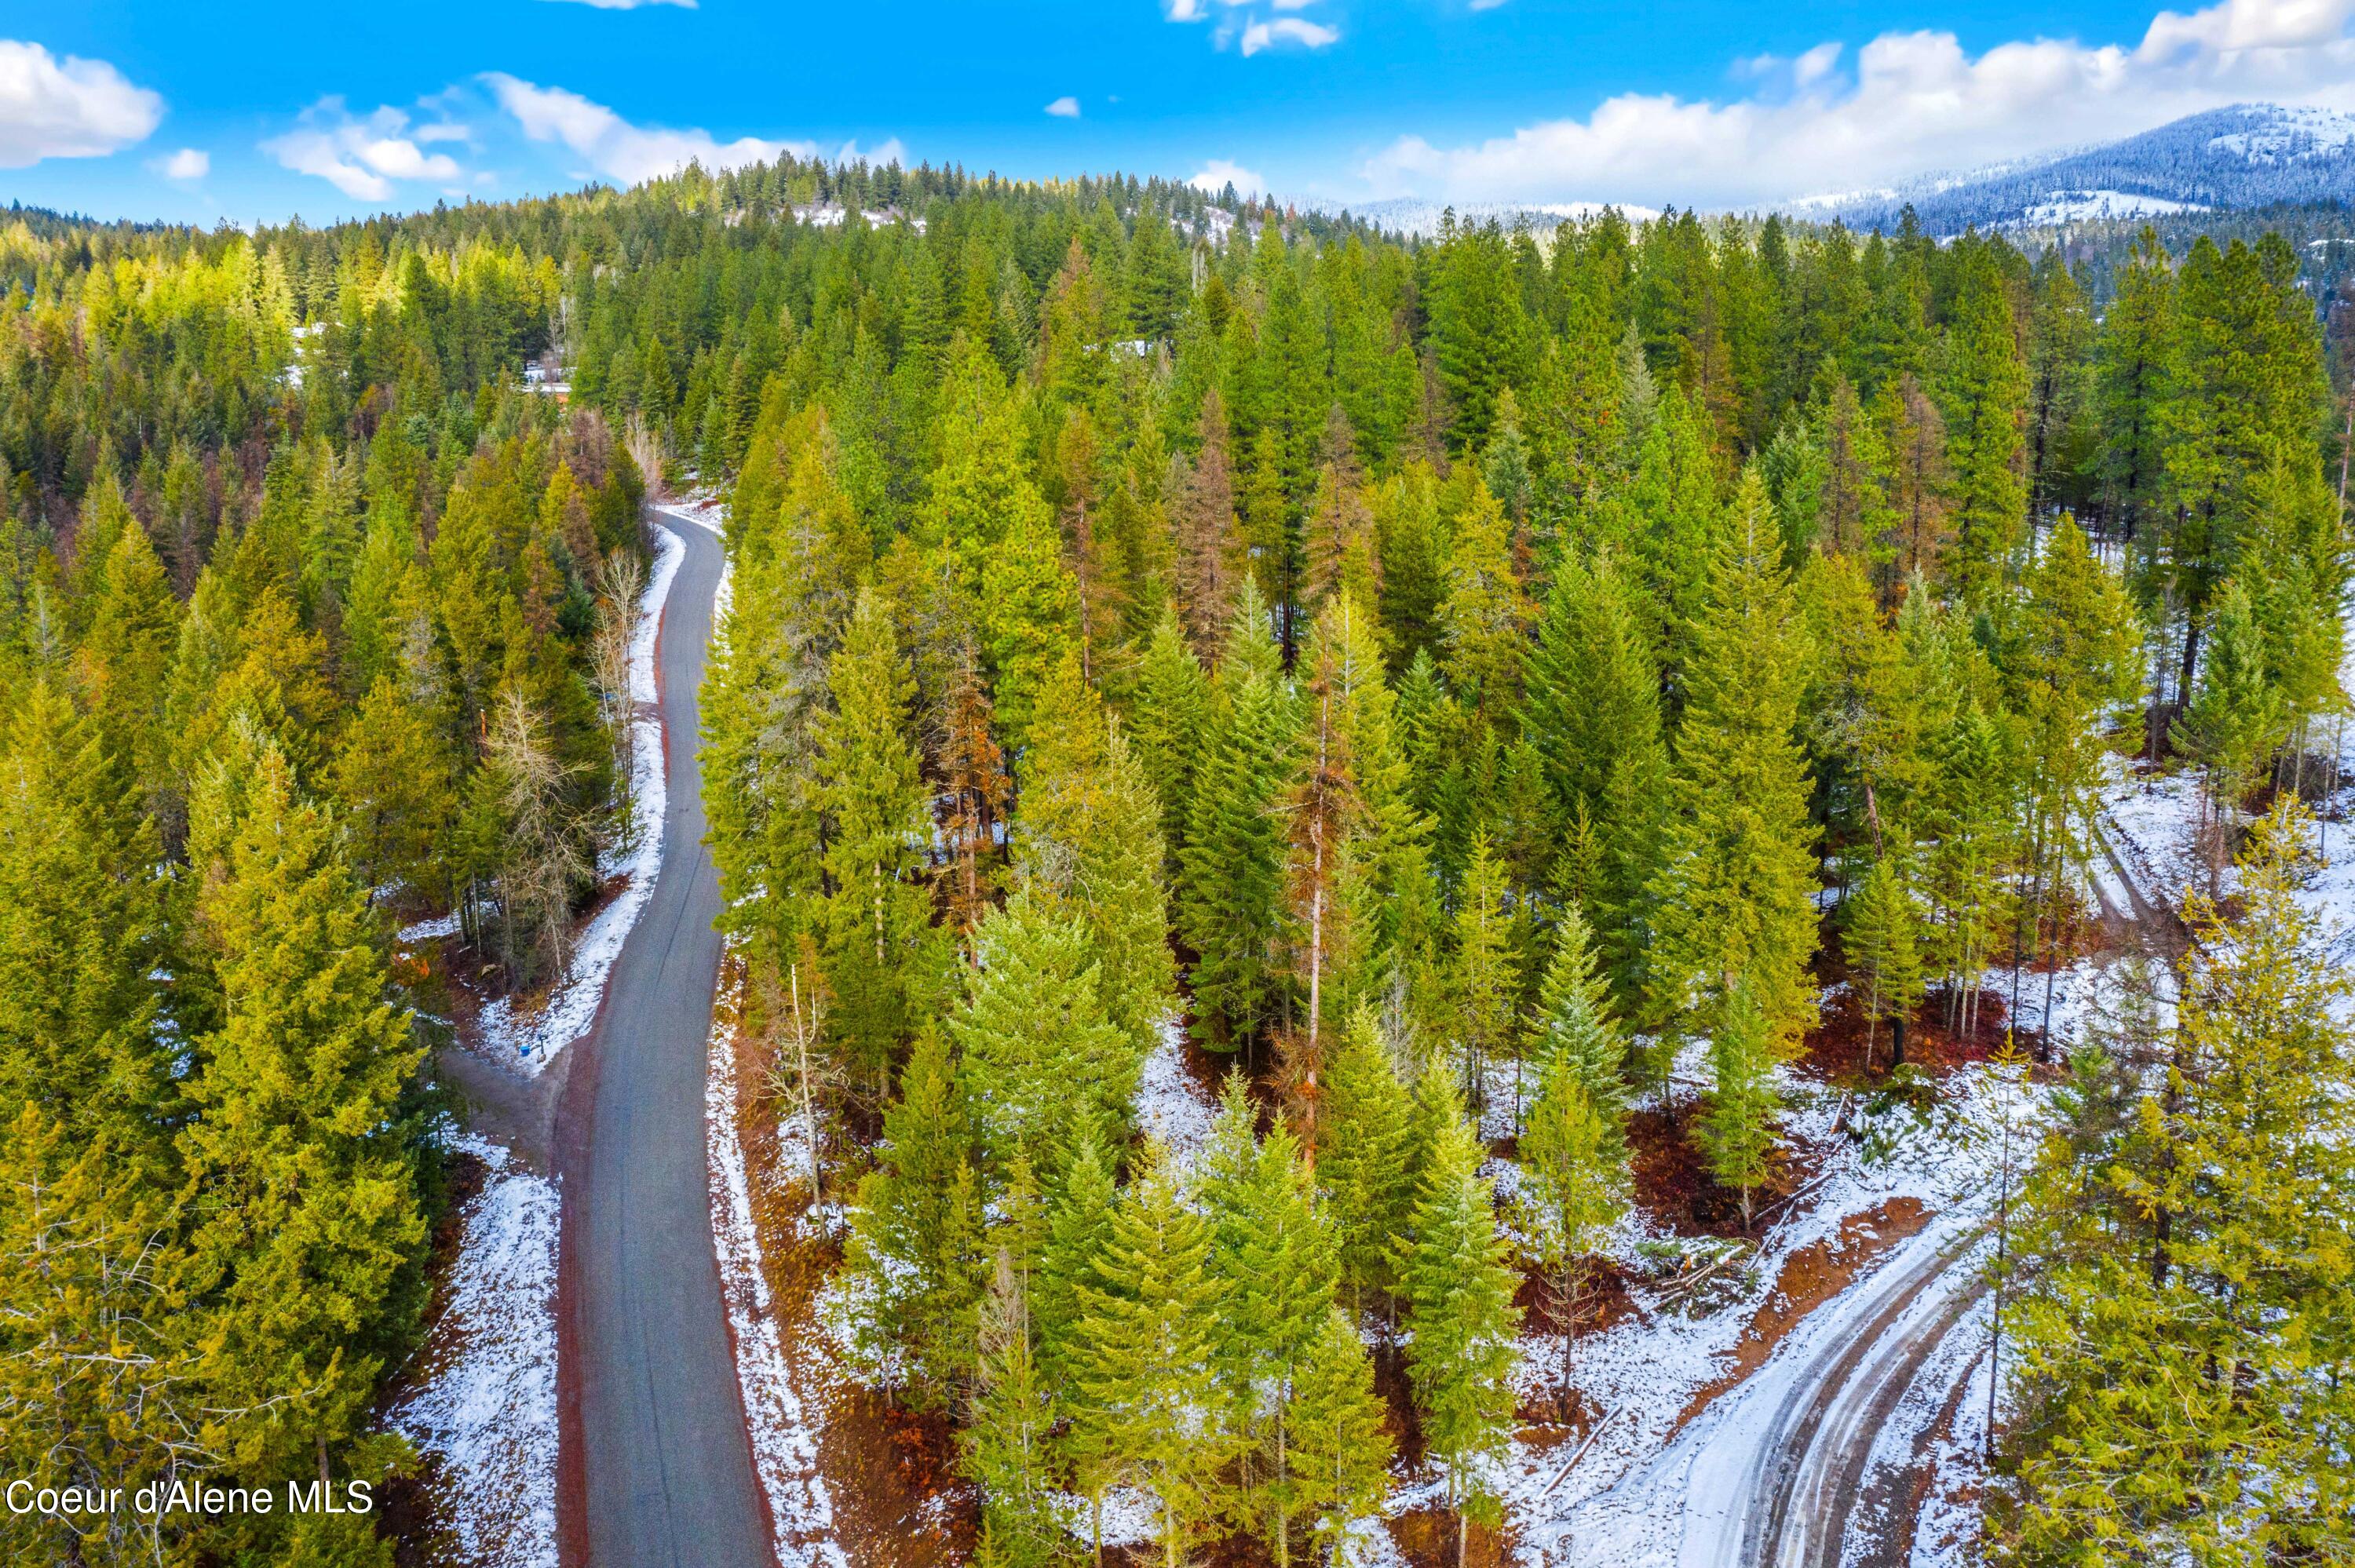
left=1326, top=197, right=1660, bottom=237
left=1327, top=104, right=2355, bottom=238
left=1816, top=103, right=2355, bottom=232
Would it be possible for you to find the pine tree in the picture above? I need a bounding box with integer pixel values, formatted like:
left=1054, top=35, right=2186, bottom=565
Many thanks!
left=961, top=1252, right=1064, bottom=1567
left=815, top=588, right=938, bottom=1092
left=1842, top=854, right=1925, bottom=1071
left=1696, top=982, right=1779, bottom=1228
left=1648, top=471, right=1820, bottom=1052
left=2171, top=578, right=2281, bottom=881
left=1126, top=607, right=1212, bottom=872
left=1174, top=388, right=1246, bottom=656
left=1516, top=1058, right=1627, bottom=1420
left=1199, top=1081, right=1342, bottom=1562
left=1287, top=1307, right=1394, bottom=1566
left=1013, top=654, right=1175, bottom=1057
left=1941, top=248, right=2030, bottom=600
left=1437, top=481, right=1532, bottom=731
left=2100, top=228, right=2178, bottom=554
left=843, top=1029, right=984, bottom=1407
left=1035, top=1118, right=1117, bottom=1393
left=1318, top=1005, right=1417, bottom=1318
left=1450, top=830, right=1522, bottom=1119
left=1069, top=1147, right=1233, bottom=1568
left=74, top=520, right=180, bottom=823
left=951, top=888, right=1138, bottom=1178
left=332, top=676, right=455, bottom=905
left=939, top=647, right=1011, bottom=945
left=177, top=741, right=427, bottom=1482
left=2006, top=802, right=2355, bottom=1561
left=0, top=1105, right=194, bottom=1568
left=1395, top=1098, right=1521, bottom=1563
left=1302, top=405, right=1378, bottom=618
left=1180, top=600, right=1297, bottom=1054
left=1521, top=552, right=1670, bottom=1001
left=0, top=681, right=170, bottom=1167
left=1523, top=905, right=1630, bottom=1132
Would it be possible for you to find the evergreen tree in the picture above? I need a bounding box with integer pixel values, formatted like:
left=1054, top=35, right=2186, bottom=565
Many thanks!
left=1523, top=905, right=1630, bottom=1129
left=1013, top=654, right=1175, bottom=1057
left=1450, top=830, right=1523, bottom=1118
left=1842, top=854, right=1926, bottom=1071
left=1648, top=472, right=1820, bottom=1050
left=1395, top=1097, right=1521, bottom=1563
left=1941, top=249, right=2030, bottom=599
left=1069, top=1148, right=1234, bottom=1568
left=951, top=889, right=1138, bottom=1177
left=177, top=742, right=427, bottom=1484
left=1696, top=982, right=1778, bottom=1228
left=815, top=589, right=938, bottom=1092
left=2171, top=577, right=2282, bottom=877
left=0, top=682, right=170, bottom=1166
left=1318, top=1005, right=1418, bottom=1319
left=1516, top=1057, right=1627, bottom=1420
left=961, top=1253, right=1064, bottom=1567
left=1199, top=1082, right=1342, bottom=1562
left=844, top=1029, right=984, bottom=1407
left=1180, top=597, right=1297, bottom=1054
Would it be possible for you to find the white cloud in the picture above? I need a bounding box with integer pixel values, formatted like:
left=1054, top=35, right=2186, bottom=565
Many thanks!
left=1167, top=0, right=1338, bottom=54
left=1189, top=158, right=1269, bottom=197
left=0, top=40, right=162, bottom=168
left=262, top=100, right=464, bottom=202
left=484, top=73, right=818, bottom=184
left=1360, top=0, right=2355, bottom=206
left=152, top=146, right=207, bottom=181
left=1045, top=95, right=1081, bottom=118
left=1240, top=16, right=1338, bottom=53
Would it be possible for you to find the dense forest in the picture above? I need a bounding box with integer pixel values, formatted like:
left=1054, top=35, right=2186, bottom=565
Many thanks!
left=0, top=150, right=2350, bottom=1566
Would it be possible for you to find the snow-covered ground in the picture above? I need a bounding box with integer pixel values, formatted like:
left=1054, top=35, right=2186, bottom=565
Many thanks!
left=476, top=520, right=682, bottom=1074
left=389, top=1135, right=560, bottom=1568
left=706, top=961, right=849, bottom=1568
left=1134, top=1016, right=1219, bottom=1165
left=2017, top=189, right=2209, bottom=224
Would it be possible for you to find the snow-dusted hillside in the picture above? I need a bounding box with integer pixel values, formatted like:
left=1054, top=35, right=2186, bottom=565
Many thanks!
left=1338, top=196, right=1660, bottom=237
left=1820, top=102, right=2355, bottom=233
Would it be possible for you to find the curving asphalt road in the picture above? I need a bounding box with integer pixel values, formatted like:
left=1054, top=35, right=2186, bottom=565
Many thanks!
left=562, top=509, right=771, bottom=1568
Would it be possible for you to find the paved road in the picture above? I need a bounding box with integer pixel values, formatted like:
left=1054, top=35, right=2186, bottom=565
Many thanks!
left=564, top=510, right=770, bottom=1568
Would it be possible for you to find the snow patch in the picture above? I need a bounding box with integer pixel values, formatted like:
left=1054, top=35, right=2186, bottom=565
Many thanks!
left=2017, top=188, right=2208, bottom=224
left=1134, top=1017, right=1218, bottom=1165
left=398, top=911, right=463, bottom=943
left=389, top=1133, right=560, bottom=1568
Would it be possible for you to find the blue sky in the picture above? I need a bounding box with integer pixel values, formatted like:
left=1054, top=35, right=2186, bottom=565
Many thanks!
left=5, top=0, right=2355, bottom=224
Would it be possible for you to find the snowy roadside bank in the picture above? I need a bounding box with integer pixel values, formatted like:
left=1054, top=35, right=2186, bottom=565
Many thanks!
left=389, top=1135, right=561, bottom=1568
left=477, top=517, right=683, bottom=1075
left=707, top=957, right=849, bottom=1568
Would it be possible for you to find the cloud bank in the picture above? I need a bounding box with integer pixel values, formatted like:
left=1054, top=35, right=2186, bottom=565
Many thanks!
left=0, top=39, right=162, bottom=168
left=1361, top=0, right=2355, bottom=206
left=261, top=100, right=465, bottom=202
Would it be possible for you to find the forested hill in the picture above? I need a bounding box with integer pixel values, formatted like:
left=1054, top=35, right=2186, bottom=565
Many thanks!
left=1819, top=102, right=2355, bottom=233
left=2, top=150, right=2351, bottom=1566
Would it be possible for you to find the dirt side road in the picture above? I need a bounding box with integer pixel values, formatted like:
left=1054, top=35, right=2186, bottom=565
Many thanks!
left=559, top=511, right=771, bottom=1568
